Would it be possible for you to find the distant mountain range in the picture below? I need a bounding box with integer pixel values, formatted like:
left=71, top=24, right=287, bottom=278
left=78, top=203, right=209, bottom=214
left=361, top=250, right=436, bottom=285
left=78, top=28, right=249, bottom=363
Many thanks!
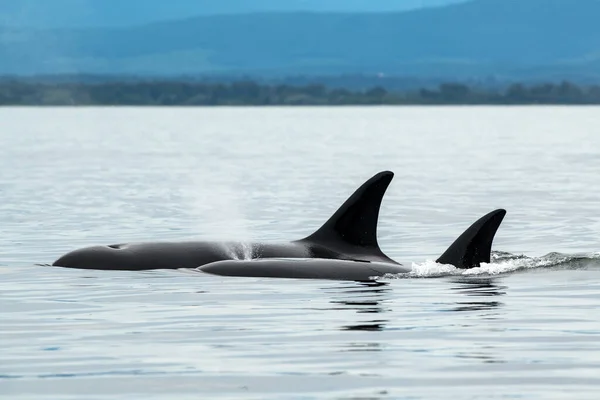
left=0, top=0, right=463, bottom=28
left=1, top=0, right=599, bottom=80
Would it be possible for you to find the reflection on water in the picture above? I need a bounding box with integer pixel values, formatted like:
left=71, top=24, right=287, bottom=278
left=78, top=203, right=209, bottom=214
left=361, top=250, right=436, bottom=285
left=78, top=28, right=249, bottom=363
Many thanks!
left=447, top=278, right=507, bottom=364
left=450, top=301, right=502, bottom=312
left=455, top=350, right=506, bottom=364
left=448, top=278, right=506, bottom=313
left=341, top=321, right=387, bottom=331
left=342, top=342, right=384, bottom=353
left=451, top=277, right=507, bottom=296
left=324, top=282, right=391, bottom=331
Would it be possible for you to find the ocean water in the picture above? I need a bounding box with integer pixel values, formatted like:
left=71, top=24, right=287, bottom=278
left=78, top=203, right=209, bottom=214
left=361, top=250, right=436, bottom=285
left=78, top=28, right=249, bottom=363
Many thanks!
left=1, top=106, right=599, bottom=399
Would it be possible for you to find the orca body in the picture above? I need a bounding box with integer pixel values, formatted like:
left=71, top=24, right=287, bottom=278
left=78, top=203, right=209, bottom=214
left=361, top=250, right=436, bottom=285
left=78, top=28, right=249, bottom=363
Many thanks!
left=200, top=209, right=507, bottom=281
left=52, top=171, right=397, bottom=271
left=201, top=258, right=411, bottom=281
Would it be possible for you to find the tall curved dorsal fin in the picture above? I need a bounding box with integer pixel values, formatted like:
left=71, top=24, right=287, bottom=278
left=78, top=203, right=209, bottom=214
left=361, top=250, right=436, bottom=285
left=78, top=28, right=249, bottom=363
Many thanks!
left=299, top=171, right=395, bottom=262
left=436, top=209, right=506, bottom=269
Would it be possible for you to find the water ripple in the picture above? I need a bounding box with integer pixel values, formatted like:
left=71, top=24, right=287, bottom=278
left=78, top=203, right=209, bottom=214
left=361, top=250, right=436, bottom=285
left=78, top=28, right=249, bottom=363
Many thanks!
left=2, top=107, right=600, bottom=399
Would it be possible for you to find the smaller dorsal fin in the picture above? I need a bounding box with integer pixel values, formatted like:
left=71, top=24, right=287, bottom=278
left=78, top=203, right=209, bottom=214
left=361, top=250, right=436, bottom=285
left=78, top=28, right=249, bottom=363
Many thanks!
left=437, top=209, right=506, bottom=269
left=299, top=171, right=395, bottom=262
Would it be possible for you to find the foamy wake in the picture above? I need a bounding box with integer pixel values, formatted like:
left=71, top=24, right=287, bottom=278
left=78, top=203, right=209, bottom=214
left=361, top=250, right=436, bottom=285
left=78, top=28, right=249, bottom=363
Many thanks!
left=377, top=251, right=600, bottom=280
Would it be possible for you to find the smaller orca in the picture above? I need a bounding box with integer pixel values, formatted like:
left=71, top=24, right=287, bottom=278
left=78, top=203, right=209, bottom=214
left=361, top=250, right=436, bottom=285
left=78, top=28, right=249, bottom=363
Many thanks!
left=199, top=209, right=507, bottom=281
left=436, top=208, right=506, bottom=269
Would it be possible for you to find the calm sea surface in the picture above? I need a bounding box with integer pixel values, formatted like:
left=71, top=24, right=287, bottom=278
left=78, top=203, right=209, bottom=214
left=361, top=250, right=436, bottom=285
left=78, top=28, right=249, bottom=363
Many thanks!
left=1, top=106, right=600, bottom=399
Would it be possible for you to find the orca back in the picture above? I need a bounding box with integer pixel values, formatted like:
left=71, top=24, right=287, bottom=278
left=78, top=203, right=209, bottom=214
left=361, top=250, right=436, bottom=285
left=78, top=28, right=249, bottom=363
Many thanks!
left=299, top=171, right=397, bottom=263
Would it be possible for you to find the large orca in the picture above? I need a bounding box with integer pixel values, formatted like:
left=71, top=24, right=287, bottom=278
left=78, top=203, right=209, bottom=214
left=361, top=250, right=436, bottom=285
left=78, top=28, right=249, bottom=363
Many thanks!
left=52, top=171, right=397, bottom=271
left=199, top=209, right=507, bottom=281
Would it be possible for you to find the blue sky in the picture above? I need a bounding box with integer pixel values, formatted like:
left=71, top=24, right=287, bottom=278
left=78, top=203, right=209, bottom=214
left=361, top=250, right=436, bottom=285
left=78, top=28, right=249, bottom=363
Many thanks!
left=0, top=0, right=465, bottom=28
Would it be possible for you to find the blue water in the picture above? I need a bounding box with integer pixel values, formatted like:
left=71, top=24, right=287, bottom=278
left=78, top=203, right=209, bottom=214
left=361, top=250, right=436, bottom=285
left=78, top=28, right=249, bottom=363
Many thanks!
left=1, top=106, right=600, bottom=399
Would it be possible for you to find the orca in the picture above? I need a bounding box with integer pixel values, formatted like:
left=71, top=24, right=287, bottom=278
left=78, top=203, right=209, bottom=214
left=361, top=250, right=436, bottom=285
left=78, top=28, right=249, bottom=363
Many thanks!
left=52, top=171, right=397, bottom=271
left=199, top=209, right=507, bottom=281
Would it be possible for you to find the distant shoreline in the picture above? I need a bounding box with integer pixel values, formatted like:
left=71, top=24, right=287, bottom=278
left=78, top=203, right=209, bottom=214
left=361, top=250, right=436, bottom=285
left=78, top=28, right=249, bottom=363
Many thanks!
left=1, top=80, right=599, bottom=106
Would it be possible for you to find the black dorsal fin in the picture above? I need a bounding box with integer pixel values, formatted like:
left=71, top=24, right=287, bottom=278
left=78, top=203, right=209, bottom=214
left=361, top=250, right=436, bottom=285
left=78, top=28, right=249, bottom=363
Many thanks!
left=299, top=171, right=395, bottom=262
left=436, top=209, right=507, bottom=269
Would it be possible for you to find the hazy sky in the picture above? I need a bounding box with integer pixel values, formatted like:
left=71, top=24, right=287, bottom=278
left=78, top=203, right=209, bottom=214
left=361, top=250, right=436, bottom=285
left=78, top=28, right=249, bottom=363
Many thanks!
left=0, top=0, right=467, bottom=28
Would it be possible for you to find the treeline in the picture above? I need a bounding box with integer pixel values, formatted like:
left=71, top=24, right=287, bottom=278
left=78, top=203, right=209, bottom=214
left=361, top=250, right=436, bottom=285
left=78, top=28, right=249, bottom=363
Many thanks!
left=1, top=80, right=600, bottom=106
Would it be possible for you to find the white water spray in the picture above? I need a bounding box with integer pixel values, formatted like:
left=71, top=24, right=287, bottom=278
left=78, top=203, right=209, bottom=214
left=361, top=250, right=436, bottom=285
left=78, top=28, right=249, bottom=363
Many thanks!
left=376, top=251, right=600, bottom=280
left=219, top=242, right=255, bottom=260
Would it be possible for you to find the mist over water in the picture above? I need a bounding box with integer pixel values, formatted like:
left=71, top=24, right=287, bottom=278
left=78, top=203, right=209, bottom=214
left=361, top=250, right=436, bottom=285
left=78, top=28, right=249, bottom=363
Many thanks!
left=1, top=106, right=600, bottom=399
